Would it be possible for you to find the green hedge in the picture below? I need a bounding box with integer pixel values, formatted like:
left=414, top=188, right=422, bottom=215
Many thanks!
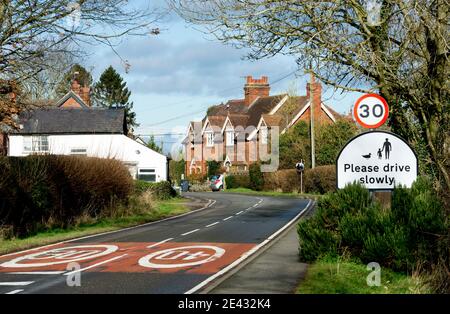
left=225, top=175, right=251, bottom=189
left=0, top=156, right=133, bottom=237
left=134, top=180, right=177, bottom=200
left=298, top=177, right=448, bottom=275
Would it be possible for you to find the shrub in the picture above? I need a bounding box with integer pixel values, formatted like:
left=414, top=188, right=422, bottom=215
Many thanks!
left=263, top=169, right=300, bottom=192
left=303, top=165, right=336, bottom=194
left=225, top=175, right=251, bottom=189
left=134, top=180, right=177, bottom=200
left=297, top=178, right=449, bottom=276
left=249, top=162, right=264, bottom=191
left=0, top=155, right=133, bottom=237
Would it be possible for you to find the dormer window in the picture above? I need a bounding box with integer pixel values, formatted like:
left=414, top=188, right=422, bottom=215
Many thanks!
left=226, top=129, right=234, bottom=146
left=206, top=132, right=214, bottom=147
left=260, top=126, right=268, bottom=145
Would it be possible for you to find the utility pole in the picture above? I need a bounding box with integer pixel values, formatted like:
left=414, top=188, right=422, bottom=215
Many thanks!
left=310, top=70, right=316, bottom=169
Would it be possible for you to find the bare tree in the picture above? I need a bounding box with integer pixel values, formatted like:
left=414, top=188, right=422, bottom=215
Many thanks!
left=171, top=0, right=450, bottom=192
left=0, top=0, right=163, bottom=127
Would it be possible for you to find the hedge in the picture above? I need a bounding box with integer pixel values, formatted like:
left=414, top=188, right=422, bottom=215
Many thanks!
left=225, top=175, right=251, bottom=189
left=0, top=155, right=133, bottom=237
left=134, top=180, right=177, bottom=200
left=263, top=165, right=336, bottom=194
left=297, top=178, right=449, bottom=278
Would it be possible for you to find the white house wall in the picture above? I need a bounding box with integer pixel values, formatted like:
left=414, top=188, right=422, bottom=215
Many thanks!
left=8, top=134, right=167, bottom=182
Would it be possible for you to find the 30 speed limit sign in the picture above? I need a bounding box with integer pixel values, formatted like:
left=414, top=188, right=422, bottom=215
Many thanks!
left=353, top=94, right=389, bottom=129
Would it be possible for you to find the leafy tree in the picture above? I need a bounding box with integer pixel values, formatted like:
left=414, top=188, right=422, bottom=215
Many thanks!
left=316, top=120, right=358, bottom=165
left=55, top=64, right=93, bottom=98
left=146, top=135, right=163, bottom=154
left=93, top=66, right=138, bottom=131
left=279, top=121, right=311, bottom=170
left=172, top=0, right=450, bottom=193
left=207, top=160, right=222, bottom=178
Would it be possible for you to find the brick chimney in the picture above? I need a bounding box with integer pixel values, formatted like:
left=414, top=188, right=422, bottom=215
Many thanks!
left=80, top=86, right=91, bottom=106
left=306, top=73, right=323, bottom=122
left=71, top=72, right=90, bottom=106
left=244, top=76, right=270, bottom=106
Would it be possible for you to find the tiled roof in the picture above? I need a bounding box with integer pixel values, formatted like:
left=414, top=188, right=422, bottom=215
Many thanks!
left=12, top=108, right=126, bottom=134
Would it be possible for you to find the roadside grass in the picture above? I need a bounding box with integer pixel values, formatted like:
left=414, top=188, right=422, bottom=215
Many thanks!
left=297, top=258, right=430, bottom=294
left=224, top=187, right=322, bottom=199
left=0, top=198, right=189, bottom=256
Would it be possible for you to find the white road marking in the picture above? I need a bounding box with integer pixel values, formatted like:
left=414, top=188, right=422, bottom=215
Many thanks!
left=7, top=271, right=65, bottom=275
left=64, top=254, right=128, bottom=276
left=5, top=289, right=24, bottom=294
left=146, top=238, right=174, bottom=249
left=252, top=204, right=258, bottom=207
left=205, top=222, right=220, bottom=228
left=223, top=216, right=233, bottom=221
left=235, top=211, right=243, bottom=215
left=185, top=199, right=313, bottom=294
left=0, top=282, right=33, bottom=286
left=181, top=229, right=200, bottom=236
left=0, top=198, right=215, bottom=260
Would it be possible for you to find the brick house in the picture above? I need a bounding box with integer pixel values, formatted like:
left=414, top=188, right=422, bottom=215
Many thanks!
left=183, top=75, right=342, bottom=175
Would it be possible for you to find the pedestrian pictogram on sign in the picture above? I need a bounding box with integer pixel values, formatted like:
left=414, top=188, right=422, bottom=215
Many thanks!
left=353, top=94, right=389, bottom=129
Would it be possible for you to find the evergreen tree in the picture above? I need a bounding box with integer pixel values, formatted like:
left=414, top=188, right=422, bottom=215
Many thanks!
left=93, top=66, right=138, bottom=131
left=55, top=64, right=93, bottom=98
left=147, top=135, right=163, bottom=154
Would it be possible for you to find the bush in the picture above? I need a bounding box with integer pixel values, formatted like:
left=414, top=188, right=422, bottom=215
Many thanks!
left=263, top=169, right=300, bottom=192
left=304, top=165, right=336, bottom=194
left=0, top=156, right=133, bottom=237
left=297, top=177, right=449, bottom=276
left=225, top=175, right=251, bottom=189
left=249, top=163, right=264, bottom=191
left=134, top=180, right=177, bottom=200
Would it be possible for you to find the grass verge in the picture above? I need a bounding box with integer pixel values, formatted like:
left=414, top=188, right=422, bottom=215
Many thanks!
left=224, top=188, right=322, bottom=200
left=297, top=259, right=430, bottom=294
left=0, top=198, right=190, bottom=256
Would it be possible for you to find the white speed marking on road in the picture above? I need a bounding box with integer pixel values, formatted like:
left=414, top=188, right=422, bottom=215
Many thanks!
left=138, top=245, right=225, bottom=269
left=0, top=245, right=118, bottom=268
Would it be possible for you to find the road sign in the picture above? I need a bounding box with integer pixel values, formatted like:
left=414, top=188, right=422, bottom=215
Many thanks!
left=138, top=245, right=225, bottom=269
left=354, top=94, right=389, bottom=128
left=295, top=161, right=304, bottom=173
left=336, top=131, right=417, bottom=190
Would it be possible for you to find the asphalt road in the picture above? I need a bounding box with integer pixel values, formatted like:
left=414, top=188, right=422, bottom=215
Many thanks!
left=0, top=192, right=310, bottom=294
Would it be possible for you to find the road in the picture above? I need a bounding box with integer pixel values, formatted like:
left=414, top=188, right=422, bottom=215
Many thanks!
left=0, top=192, right=311, bottom=294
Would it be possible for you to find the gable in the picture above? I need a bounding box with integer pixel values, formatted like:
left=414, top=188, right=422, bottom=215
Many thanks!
left=54, top=91, right=89, bottom=109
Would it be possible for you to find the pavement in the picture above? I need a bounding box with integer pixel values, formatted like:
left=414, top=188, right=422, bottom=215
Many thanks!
left=0, top=192, right=312, bottom=294
left=206, top=222, right=309, bottom=294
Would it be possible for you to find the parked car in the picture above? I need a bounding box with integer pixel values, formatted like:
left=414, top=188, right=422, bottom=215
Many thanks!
left=209, top=175, right=224, bottom=191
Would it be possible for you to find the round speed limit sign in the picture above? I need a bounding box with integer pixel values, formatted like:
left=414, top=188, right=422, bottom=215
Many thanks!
left=353, top=94, right=389, bottom=129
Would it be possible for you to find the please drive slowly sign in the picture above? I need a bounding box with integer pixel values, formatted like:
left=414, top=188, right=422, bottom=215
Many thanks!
left=336, top=131, right=418, bottom=190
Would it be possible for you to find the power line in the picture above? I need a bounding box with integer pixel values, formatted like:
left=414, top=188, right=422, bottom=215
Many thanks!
left=141, top=69, right=298, bottom=127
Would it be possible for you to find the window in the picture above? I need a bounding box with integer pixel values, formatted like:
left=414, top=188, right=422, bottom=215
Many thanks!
left=70, top=148, right=87, bottom=156
left=23, top=136, right=49, bottom=153
left=260, top=127, right=268, bottom=145
left=206, top=132, right=214, bottom=147
left=226, top=130, right=234, bottom=146
left=138, top=169, right=156, bottom=182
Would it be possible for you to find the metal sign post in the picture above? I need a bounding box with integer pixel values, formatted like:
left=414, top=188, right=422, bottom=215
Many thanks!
left=296, top=160, right=305, bottom=194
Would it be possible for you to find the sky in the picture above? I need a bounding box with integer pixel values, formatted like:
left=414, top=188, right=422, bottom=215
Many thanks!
left=82, top=1, right=364, bottom=154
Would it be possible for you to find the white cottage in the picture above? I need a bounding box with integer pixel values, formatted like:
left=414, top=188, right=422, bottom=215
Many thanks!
left=7, top=107, right=168, bottom=183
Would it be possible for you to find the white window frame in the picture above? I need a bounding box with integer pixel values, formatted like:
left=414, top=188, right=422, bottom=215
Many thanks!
left=226, top=130, right=234, bottom=146
left=23, top=135, right=49, bottom=153
left=138, top=168, right=157, bottom=182
left=260, top=126, right=268, bottom=145
left=205, top=131, right=214, bottom=147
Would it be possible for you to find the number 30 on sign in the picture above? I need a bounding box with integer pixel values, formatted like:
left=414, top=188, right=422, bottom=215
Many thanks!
left=353, top=94, right=389, bottom=129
